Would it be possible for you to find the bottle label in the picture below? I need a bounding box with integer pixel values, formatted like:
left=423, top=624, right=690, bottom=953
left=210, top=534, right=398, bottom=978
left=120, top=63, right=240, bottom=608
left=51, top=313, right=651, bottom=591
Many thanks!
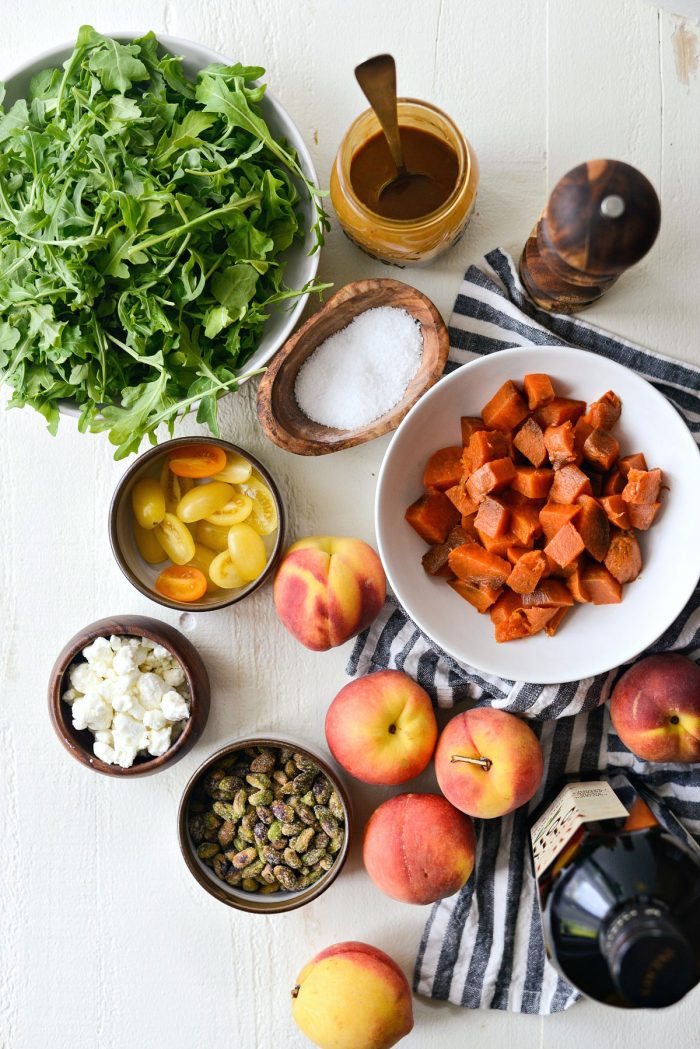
left=531, top=781, right=628, bottom=877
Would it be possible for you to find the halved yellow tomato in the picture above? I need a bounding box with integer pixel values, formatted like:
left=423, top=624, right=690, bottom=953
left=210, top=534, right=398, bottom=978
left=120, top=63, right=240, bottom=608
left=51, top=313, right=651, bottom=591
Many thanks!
left=242, top=475, right=278, bottom=536
left=213, top=452, right=252, bottom=484
left=159, top=462, right=193, bottom=513
left=154, top=513, right=196, bottom=565
left=209, top=551, right=247, bottom=589
left=205, top=491, right=253, bottom=527
left=227, top=523, right=267, bottom=581
left=156, top=565, right=207, bottom=602
left=168, top=444, right=227, bottom=478
left=176, top=481, right=233, bottom=523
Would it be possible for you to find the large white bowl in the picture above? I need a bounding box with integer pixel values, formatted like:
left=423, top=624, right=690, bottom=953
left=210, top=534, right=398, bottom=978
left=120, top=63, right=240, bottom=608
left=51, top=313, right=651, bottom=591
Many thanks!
left=1, top=33, right=320, bottom=414
left=376, top=345, right=700, bottom=684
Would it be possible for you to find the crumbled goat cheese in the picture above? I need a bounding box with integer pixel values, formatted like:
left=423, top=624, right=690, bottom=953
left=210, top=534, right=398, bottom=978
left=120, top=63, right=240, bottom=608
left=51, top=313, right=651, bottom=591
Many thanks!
left=63, top=635, right=191, bottom=768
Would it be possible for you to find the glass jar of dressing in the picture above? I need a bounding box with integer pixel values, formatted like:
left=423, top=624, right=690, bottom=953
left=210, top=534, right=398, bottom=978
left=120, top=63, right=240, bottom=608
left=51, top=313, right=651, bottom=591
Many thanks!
left=330, top=99, right=478, bottom=266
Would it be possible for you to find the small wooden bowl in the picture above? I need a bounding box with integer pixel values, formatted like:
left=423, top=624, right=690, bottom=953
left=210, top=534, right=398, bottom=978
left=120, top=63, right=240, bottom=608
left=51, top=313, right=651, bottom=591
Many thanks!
left=48, top=616, right=210, bottom=777
left=178, top=736, right=352, bottom=914
left=256, top=278, right=449, bottom=455
left=109, top=437, right=285, bottom=613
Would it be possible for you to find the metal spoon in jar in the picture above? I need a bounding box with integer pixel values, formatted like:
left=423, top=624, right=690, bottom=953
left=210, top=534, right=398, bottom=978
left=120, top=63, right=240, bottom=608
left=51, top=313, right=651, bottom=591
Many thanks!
left=354, top=53, right=433, bottom=205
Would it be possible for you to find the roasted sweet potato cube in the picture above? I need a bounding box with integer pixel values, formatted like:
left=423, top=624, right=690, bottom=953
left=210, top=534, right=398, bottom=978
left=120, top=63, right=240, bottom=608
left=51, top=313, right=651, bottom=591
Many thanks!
left=448, top=543, right=511, bottom=588
left=604, top=531, right=642, bottom=584
left=575, top=495, right=610, bottom=562
left=544, top=522, right=586, bottom=567
left=462, top=429, right=511, bottom=475
left=474, top=495, right=510, bottom=539
left=460, top=416, right=487, bottom=445
left=461, top=512, right=479, bottom=538
left=622, top=468, right=662, bottom=505
left=535, top=397, right=586, bottom=427
left=627, top=501, right=661, bottom=530
left=618, top=453, right=648, bottom=477
left=448, top=578, right=502, bottom=613
left=510, top=504, right=543, bottom=545
left=445, top=484, right=479, bottom=516
left=482, top=380, right=529, bottom=432
left=423, top=446, right=463, bottom=491
left=599, top=494, right=631, bottom=530
left=544, top=421, right=577, bottom=468
left=583, top=429, right=620, bottom=472
left=539, top=501, right=581, bottom=541
left=513, top=416, right=548, bottom=467
left=580, top=563, right=622, bottom=604
left=520, top=579, right=574, bottom=607
left=510, top=466, right=554, bottom=500
left=523, top=373, right=555, bottom=410
left=585, top=391, right=622, bottom=430
left=506, top=550, right=548, bottom=595
left=466, top=457, right=516, bottom=501
left=406, top=491, right=460, bottom=544
left=549, top=464, right=592, bottom=504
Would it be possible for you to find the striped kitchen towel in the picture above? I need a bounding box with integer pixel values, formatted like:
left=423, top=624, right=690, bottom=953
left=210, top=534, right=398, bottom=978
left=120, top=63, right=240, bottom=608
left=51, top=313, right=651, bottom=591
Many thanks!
left=347, top=248, right=700, bottom=1014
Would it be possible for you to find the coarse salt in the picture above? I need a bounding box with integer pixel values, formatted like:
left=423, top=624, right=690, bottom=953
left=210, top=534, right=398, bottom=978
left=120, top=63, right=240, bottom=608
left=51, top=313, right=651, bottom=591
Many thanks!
left=294, top=306, right=423, bottom=429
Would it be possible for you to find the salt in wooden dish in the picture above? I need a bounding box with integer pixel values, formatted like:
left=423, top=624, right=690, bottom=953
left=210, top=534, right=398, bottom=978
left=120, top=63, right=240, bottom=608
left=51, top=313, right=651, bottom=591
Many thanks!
left=256, top=278, right=449, bottom=455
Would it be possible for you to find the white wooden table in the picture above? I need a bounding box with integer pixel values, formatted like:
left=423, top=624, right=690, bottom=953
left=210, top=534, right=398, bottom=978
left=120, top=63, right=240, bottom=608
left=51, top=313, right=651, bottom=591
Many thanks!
left=2, top=2, right=699, bottom=1046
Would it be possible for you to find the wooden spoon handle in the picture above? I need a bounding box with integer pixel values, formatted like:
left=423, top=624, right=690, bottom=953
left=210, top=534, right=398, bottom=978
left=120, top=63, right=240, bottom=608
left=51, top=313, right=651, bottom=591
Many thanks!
left=354, top=53, right=405, bottom=172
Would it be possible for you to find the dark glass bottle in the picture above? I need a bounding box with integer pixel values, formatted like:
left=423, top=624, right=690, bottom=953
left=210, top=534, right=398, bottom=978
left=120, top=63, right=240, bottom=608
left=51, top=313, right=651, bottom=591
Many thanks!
left=530, top=774, right=700, bottom=1008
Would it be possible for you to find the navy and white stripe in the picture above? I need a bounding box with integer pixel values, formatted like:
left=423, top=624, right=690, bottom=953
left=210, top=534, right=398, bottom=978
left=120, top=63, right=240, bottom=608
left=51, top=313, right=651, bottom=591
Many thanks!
left=347, top=250, right=700, bottom=1015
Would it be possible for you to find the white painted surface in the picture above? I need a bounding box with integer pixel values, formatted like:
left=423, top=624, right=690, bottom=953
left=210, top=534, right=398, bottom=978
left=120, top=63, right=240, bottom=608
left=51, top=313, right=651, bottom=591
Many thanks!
left=1, top=2, right=699, bottom=1047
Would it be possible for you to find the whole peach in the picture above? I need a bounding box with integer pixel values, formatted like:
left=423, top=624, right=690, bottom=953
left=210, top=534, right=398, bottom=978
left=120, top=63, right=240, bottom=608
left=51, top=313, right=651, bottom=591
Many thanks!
left=291, top=941, right=413, bottom=1049
left=610, top=654, right=700, bottom=762
left=273, top=536, right=386, bottom=651
left=363, top=794, right=476, bottom=905
left=325, top=670, right=437, bottom=785
left=435, top=707, right=543, bottom=819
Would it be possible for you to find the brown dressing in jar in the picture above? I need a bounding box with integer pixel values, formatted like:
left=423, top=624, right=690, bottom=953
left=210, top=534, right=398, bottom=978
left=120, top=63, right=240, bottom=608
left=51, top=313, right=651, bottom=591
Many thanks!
left=350, top=126, right=459, bottom=220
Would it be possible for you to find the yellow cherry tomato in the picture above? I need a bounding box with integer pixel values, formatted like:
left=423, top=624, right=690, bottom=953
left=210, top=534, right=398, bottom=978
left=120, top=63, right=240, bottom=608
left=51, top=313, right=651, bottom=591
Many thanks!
left=159, top=462, right=193, bottom=513
left=209, top=550, right=248, bottom=589
left=188, top=543, right=221, bottom=592
left=169, top=444, right=227, bottom=478
left=227, top=522, right=267, bottom=582
left=154, top=513, right=196, bottom=565
left=155, top=565, right=207, bottom=602
left=176, top=481, right=233, bottom=523
left=133, top=521, right=167, bottom=564
left=131, top=478, right=166, bottom=530
left=194, top=519, right=231, bottom=553
left=205, top=491, right=253, bottom=527
left=242, top=475, right=278, bottom=536
left=213, top=452, right=253, bottom=484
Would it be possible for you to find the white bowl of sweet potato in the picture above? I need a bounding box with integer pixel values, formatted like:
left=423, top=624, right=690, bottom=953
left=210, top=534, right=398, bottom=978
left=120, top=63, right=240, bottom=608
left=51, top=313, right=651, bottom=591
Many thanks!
left=376, top=345, right=700, bottom=684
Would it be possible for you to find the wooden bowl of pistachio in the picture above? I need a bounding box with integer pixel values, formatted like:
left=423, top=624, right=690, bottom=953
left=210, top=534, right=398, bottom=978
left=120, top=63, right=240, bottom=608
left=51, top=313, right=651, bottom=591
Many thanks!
left=178, top=737, right=352, bottom=913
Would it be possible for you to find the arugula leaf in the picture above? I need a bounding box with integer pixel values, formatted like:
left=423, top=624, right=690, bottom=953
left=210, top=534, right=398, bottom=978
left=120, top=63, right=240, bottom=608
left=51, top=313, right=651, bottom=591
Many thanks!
left=0, top=27, right=330, bottom=455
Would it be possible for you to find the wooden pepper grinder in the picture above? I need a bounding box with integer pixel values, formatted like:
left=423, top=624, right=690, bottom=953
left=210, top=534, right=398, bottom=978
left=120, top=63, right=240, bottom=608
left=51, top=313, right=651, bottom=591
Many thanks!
left=519, top=159, right=661, bottom=313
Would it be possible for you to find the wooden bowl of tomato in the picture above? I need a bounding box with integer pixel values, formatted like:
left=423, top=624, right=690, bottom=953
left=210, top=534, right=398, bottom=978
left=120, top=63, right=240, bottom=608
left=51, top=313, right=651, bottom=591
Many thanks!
left=109, top=437, right=286, bottom=612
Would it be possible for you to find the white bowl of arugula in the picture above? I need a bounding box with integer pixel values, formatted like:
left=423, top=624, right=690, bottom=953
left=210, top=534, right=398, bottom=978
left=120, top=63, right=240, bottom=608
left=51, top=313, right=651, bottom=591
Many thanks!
left=0, top=26, right=327, bottom=457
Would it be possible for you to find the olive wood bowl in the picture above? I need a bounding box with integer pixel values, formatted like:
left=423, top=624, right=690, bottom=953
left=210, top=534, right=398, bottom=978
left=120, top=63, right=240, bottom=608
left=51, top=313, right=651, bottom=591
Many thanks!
left=256, top=278, right=450, bottom=455
left=48, top=615, right=210, bottom=777
left=178, top=736, right=352, bottom=913
left=109, top=436, right=285, bottom=613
